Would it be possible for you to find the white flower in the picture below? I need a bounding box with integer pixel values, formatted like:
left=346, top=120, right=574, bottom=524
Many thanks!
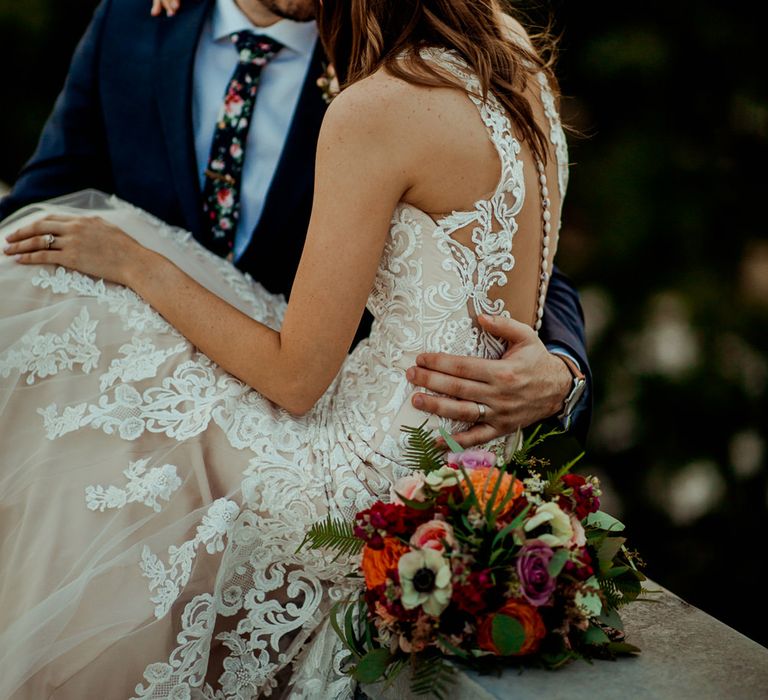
left=523, top=502, right=573, bottom=547
left=424, top=466, right=461, bottom=491
left=399, top=548, right=452, bottom=617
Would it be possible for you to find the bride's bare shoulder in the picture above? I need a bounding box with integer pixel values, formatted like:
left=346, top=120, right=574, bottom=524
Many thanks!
left=321, top=67, right=483, bottom=154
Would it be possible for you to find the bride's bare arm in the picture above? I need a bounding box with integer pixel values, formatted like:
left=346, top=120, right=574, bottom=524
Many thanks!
left=4, top=79, right=411, bottom=415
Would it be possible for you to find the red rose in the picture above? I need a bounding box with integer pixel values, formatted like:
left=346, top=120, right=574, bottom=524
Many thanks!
left=559, top=474, right=600, bottom=520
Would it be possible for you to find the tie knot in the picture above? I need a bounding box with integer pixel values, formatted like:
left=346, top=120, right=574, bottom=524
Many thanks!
left=231, top=32, right=283, bottom=66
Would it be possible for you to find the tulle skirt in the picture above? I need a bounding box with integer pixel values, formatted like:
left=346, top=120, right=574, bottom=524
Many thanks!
left=0, top=192, right=376, bottom=699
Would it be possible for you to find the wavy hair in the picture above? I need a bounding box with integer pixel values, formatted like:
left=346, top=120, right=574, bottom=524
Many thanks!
left=314, top=0, right=560, bottom=164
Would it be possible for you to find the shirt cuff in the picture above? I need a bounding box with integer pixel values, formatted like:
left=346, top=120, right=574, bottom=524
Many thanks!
left=547, top=346, right=586, bottom=430
left=547, top=345, right=581, bottom=372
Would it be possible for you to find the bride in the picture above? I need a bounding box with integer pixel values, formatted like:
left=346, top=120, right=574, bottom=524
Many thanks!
left=0, top=0, right=569, bottom=697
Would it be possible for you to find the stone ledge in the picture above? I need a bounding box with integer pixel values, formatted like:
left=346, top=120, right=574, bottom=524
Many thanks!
left=361, top=584, right=768, bottom=700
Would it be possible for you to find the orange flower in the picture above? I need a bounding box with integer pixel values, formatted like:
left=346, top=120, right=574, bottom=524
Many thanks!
left=362, top=538, right=410, bottom=589
left=477, top=599, right=546, bottom=656
left=461, top=467, right=523, bottom=517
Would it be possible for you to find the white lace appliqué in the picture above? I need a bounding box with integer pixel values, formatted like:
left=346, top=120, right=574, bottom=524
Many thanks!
left=140, top=498, right=240, bottom=619
left=0, top=306, right=100, bottom=384
left=85, top=458, right=182, bottom=513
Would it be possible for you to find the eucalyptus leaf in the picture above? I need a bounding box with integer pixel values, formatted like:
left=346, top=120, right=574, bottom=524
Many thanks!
left=604, top=565, right=631, bottom=579
left=597, top=536, right=627, bottom=564
left=597, top=606, right=625, bottom=631
left=585, top=510, right=626, bottom=533
left=548, top=548, right=570, bottom=577
left=583, top=624, right=610, bottom=646
left=491, top=614, right=525, bottom=655
left=354, top=648, right=391, bottom=684
left=607, top=642, right=641, bottom=655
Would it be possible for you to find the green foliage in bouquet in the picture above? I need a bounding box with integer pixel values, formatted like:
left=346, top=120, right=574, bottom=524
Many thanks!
left=298, top=424, right=645, bottom=696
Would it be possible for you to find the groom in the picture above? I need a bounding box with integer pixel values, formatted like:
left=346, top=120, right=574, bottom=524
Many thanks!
left=0, top=0, right=592, bottom=445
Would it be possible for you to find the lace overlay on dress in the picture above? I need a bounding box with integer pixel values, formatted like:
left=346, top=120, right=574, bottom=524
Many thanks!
left=0, top=46, right=569, bottom=700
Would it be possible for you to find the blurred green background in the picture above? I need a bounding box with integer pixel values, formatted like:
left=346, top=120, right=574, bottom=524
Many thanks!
left=1, top=0, right=766, bottom=646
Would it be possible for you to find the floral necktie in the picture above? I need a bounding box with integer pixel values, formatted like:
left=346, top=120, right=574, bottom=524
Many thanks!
left=201, top=32, right=283, bottom=259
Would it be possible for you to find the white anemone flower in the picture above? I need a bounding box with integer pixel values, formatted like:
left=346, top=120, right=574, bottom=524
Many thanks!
left=424, top=466, right=461, bottom=491
left=523, top=502, right=573, bottom=547
left=398, top=548, right=453, bottom=617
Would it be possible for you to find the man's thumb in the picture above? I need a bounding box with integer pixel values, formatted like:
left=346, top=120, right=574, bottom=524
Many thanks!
left=478, top=314, right=532, bottom=344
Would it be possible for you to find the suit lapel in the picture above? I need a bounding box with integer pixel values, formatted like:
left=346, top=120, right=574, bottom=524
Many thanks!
left=155, top=0, right=212, bottom=235
left=253, top=39, right=328, bottom=237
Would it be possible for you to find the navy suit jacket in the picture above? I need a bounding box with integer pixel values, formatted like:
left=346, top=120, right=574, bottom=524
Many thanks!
left=0, top=0, right=593, bottom=443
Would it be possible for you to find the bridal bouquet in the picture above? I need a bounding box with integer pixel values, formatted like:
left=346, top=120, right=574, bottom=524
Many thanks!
left=299, top=425, right=645, bottom=697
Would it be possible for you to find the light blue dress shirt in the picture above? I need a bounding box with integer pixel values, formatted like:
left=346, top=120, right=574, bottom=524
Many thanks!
left=192, top=0, right=319, bottom=261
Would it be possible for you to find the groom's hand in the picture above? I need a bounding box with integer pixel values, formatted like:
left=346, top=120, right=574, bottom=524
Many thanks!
left=406, top=314, right=572, bottom=448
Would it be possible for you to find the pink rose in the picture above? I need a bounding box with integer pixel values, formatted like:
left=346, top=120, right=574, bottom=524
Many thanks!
left=446, top=449, right=496, bottom=470
left=410, top=519, right=456, bottom=553
left=224, top=94, right=244, bottom=117
left=217, top=188, right=234, bottom=209
left=570, top=515, right=586, bottom=548
left=390, top=474, right=426, bottom=506
left=229, top=143, right=243, bottom=159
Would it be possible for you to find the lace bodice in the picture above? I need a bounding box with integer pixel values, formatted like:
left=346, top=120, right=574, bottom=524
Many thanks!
left=331, top=47, right=569, bottom=470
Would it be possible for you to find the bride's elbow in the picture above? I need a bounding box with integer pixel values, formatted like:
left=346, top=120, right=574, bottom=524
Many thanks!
left=272, top=381, right=325, bottom=417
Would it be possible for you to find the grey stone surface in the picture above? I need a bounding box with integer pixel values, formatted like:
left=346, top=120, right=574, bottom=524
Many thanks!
left=362, top=584, right=768, bottom=700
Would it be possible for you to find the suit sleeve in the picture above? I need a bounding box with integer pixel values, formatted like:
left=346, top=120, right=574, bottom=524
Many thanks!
left=0, top=0, right=114, bottom=220
left=539, top=265, right=593, bottom=444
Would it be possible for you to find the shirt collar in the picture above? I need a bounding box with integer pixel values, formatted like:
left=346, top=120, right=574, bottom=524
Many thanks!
left=211, top=0, right=318, bottom=56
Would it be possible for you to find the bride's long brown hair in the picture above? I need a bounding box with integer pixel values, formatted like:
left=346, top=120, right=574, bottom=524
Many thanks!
left=314, top=0, right=559, bottom=165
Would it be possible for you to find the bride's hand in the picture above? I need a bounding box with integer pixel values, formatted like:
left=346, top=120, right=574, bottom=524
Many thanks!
left=151, top=0, right=180, bottom=17
left=3, top=215, right=150, bottom=287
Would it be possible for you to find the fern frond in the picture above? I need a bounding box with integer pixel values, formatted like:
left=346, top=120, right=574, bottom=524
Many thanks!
left=401, top=422, right=445, bottom=473
left=409, top=655, right=455, bottom=699
left=296, top=515, right=364, bottom=561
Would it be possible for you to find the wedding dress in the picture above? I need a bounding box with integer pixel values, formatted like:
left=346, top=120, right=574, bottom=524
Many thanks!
left=0, top=49, right=568, bottom=699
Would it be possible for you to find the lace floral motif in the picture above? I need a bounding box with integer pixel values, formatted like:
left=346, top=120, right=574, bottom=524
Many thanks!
left=98, top=337, right=188, bottom=392
left=32, top=267, right=179, bottom=335
left=131, top=594, right=218, bottom=700
left=85, top=458, right=182, bottom=513
left=140, top=498, right=240, bottom=618
left=38, top=358, right=277, bottom=444
left=0, top=307, right=100, bottom=384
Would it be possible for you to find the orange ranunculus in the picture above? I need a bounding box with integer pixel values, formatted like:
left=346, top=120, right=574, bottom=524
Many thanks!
left=477, top=599, right=547, bottom=656
left=461, top=467, right=523, bottom=517
left=362, top=538, right=410, bottom=589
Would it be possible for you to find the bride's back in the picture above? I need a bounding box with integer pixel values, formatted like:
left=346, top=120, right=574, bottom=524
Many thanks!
left=343, top=54, right=564, bottom=337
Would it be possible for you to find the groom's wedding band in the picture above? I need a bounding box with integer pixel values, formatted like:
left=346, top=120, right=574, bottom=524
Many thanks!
left=476, top=402, right=487, bottom=422
left=44, top=234, right=55, bottom=250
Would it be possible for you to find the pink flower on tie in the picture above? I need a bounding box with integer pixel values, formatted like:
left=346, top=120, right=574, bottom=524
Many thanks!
left=217, top=189, right=234, bottom=209
left=224, top=94, right=244, bottom=118
left=230, top=143, right=243, bottom=160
